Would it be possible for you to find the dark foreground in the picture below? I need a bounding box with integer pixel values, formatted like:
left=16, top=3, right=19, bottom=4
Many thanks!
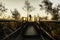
left=2, top=22, right=55, bottom=40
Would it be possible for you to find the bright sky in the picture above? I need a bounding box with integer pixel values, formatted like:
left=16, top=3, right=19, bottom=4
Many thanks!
left=0, top=0, right=60, bottom=18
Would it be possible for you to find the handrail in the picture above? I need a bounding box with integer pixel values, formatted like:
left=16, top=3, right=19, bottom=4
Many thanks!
left=40, top=27, right=55, bottom=40
left=2, top=22, right=23, bottom=40
left=2, top=22, right=56, bottom=40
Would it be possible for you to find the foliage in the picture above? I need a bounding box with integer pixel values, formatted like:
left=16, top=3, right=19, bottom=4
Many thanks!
left=0, top=2, right=7, bottom=16
left=11, top=9, right=20, bottom=20
left=39, top=0, right=60, bottom=20
left=23, top=0, right=35, bottom=16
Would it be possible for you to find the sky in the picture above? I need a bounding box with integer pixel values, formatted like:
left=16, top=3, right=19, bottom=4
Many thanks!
left=0, top=0, right=60, bottom=18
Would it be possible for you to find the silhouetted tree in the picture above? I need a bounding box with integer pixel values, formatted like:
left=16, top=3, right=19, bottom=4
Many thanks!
left=11, top=9, right=20, bottom=20
left=39, top=0, right=60, bottom=20
left=23, top=0, right=35, bottom=20
left=0, top=2, right=7, bottom=16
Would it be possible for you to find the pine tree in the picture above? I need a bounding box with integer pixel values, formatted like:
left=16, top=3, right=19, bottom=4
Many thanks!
left=11, top=9, right=20, bottom=20
left=23, top=0, right=35, bottom=20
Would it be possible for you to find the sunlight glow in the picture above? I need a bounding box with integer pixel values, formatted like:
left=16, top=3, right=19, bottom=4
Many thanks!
left=0, top=0, right=60, bottom=20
